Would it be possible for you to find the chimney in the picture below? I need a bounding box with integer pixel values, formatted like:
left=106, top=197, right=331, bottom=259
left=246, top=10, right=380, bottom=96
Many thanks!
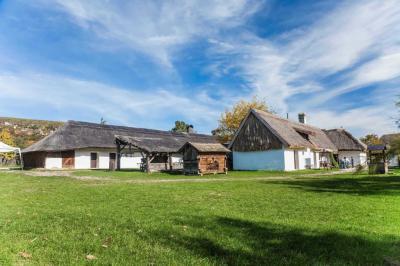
left=298, top=113, right=306, bottom=124
left=186, top=125, right=194, bottom=133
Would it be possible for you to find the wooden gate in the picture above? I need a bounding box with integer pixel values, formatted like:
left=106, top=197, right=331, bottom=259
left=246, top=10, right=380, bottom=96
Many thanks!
left=62, top=150, right=75, bottom=169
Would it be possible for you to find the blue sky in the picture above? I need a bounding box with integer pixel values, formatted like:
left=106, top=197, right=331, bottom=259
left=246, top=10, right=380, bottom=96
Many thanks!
left=0, top=0, right=399, bottom=137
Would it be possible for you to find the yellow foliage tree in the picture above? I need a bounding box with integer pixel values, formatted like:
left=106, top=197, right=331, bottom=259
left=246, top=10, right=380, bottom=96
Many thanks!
left=0, top=128, right=16, bottom=160
left=212, top=97, right=270, bottom=143
left=360, top=134, right=382, bottom=146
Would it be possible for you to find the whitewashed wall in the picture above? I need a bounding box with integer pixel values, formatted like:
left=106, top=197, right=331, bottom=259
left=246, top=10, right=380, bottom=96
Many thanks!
left=233, top=148, right=321, bottom=171
left=75, top=149, right=143, bottom=169
left=43, top=148, right=184, bottom=170
left=389, top=155, right=399, bottom=167
left=338, top=151, right=367, bottom=166
left=120, top=152, right=142, bottom=169
left=283, top=148, right=319, bottom=171
left=233, top=149, right=285, bottom=170
left=45, top=153, right=62, bottom=169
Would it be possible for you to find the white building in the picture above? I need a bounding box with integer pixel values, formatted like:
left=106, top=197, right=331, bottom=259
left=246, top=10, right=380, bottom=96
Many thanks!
left=229, top=109, right=337, bottom=171
left=381, top=133, right=400, bottom=167
left=324, top=129, right=367, bottom=168
left=22, top=121, right=216, bottom=171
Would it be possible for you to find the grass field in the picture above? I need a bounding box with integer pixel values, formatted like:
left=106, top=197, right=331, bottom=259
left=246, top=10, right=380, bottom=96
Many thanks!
left=1, top=169, right=400, bottom=265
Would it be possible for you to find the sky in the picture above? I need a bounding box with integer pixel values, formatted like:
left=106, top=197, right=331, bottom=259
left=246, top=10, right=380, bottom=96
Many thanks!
left=0, top=0, right=399, bottom=137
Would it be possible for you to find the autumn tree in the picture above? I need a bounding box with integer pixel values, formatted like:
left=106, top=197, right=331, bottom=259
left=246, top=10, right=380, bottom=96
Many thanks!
left=0, top=128, right=16, bottom=160
left=360, top=134, right=382, bottom=146
left=172, top=121, right=192, bottom=133
left=213, top=97, right=270, bottom=143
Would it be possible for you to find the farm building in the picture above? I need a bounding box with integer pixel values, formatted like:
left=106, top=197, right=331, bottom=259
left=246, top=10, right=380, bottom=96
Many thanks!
left=229, top=109, right=337, bottom=171
left=178, top=142, right=230, bottom=175
left=381, top=133, right=400, bottom=167
left=22, top=121, right=217, bottom=170
left=367, top=144, right=390, bottom=174
left=324, top=129, right=367, bottom=167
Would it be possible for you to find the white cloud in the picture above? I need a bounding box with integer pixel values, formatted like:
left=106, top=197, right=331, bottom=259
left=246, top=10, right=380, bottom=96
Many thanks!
left=308, top=106, right=398, bottom=137
left=207, top=0, right=400, bottom=135
left=0, top=72, right=223, bottom=132
left=46, top=0, right=263, bottom=67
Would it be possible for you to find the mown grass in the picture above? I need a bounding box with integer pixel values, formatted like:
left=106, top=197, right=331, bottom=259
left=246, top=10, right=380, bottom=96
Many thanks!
left=71, top=168, right=336, bottom=180
left=0, top=169, right=399, bottom=265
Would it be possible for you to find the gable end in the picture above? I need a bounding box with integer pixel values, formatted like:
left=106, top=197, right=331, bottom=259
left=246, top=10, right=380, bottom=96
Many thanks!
left=231, top=112, right=283, bottom=152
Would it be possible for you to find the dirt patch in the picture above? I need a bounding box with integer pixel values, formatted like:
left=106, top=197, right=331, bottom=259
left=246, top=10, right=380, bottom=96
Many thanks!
left=70, top=175, right=112, bottom=181
left=22, top=171, right=73, bottom=177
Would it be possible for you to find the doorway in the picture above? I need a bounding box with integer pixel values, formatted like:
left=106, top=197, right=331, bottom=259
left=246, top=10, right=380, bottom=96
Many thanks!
left=90, top=153, right=98, bottom=169
left=109, top=153, right=116, bottom=170
left=62, top=150, right=75, bottom=169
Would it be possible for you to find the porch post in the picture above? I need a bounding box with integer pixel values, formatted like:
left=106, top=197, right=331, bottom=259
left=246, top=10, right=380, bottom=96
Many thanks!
left=146, top=153, right=151, bottom=173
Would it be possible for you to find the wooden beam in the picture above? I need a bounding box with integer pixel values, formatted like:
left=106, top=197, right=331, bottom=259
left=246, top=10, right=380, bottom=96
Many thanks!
left=146, top=153, right=151, bottom=173
left=168, top=153, right=172, bottom=171
left=116, top=142, right=122, bottom=171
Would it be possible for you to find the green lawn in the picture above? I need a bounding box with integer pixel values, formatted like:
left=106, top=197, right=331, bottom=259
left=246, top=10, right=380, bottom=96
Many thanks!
left=0, top=169, right=399, bottom=265
left=71, top=168, right=336, bottom=180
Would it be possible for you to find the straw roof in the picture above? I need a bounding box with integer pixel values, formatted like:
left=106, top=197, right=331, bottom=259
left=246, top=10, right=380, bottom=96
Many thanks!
left=23, top=121, right=217, bottom=153
left=323, top=129, right=367, bottom=151
left=381, top=133, right=400, bottom=145
left=179, top=142, right=230, bottom=153
left=243, top=109, right=337, bottom=151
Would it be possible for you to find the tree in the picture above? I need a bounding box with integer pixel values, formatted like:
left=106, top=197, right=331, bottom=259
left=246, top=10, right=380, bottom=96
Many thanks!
left=212, top=96, right=270, bottom=143
left=100, top=117, right=107, bottom=125
left=172, top=121, right=192, bottom=133
left=360, top=134, right=382, bottom=146
left=0, top=128, right=16, bottom=160
left=0, top=128, right=15, bottom=146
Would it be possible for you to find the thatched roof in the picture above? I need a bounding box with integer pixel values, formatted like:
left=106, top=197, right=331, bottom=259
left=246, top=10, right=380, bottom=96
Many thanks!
left=242, top=109, right=337, bottom=151
left=323, top=129, right=367, bottom=151
left=23, top=121, right=217, bottom=153
left=381, top=133, right=400, bottom=145
left=179, top=142, right=230, bottom=153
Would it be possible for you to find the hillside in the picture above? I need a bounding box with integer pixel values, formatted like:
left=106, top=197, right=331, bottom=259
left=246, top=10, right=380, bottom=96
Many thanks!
left=0, top=117, right=64, bottom=149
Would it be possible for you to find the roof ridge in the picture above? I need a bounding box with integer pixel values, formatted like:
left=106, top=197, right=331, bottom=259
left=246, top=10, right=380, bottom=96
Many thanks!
left=67, top=120, right=213, bottom=138
left=252, top=109, right=322, bottom=131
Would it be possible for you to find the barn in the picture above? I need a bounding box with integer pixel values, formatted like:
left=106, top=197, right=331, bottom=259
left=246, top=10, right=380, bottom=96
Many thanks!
left=324, top=129, right=367, bottom=167
left=22, top=121, right=217, bottom=170
left=178, top=142, right=230, bottom=175
left=229, top=109, right=337, bottom=171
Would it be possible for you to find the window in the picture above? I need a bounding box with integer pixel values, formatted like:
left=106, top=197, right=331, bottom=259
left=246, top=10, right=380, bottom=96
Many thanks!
left=297, top=131, right=310, bottom=141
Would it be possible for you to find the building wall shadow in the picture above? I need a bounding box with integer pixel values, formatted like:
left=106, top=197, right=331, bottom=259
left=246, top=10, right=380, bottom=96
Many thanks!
left=149, top=215, right=400, bottom=265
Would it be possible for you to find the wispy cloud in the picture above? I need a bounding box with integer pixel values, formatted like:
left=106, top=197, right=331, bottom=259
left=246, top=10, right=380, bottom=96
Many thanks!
left=46, top=0, right=263, bottom=67
left=208, top=0, right=400, bottom=134
left=0, top=72, right=224, bottom=132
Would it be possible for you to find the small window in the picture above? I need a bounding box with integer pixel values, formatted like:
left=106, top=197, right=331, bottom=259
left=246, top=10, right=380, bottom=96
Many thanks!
left=297, top=131, right=310, bottom=141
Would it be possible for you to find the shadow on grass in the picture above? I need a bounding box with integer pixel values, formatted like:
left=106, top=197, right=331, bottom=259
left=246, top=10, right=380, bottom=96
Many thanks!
left=264, top=174, right=400, bottom=196
left=151, top=216, right=399, bottom=265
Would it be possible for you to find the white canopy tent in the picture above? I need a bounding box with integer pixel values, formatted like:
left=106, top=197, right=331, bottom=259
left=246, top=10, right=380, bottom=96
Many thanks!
left=0, top=141, right=23, bottom=169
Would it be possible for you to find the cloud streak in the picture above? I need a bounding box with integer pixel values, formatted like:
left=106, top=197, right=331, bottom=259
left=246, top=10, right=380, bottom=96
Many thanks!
left=0, top=72, right=224, bottom=132
left=208, top=0, right=400, bottom=134
left=48, top=0, right=263, bottom=67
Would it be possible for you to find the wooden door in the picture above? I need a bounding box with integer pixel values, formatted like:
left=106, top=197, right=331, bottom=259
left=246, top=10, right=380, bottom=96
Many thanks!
left=90, top=153, right=98, bottom=169
left=62, top=150, right=75, bottom=169
left=109, top=153, right=116, bottom=170
left=294, top=150, right=299, bottom=170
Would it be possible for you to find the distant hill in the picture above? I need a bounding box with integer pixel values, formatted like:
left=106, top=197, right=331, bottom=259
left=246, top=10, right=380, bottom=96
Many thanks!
left=0, top=117, right=64, bottom=149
